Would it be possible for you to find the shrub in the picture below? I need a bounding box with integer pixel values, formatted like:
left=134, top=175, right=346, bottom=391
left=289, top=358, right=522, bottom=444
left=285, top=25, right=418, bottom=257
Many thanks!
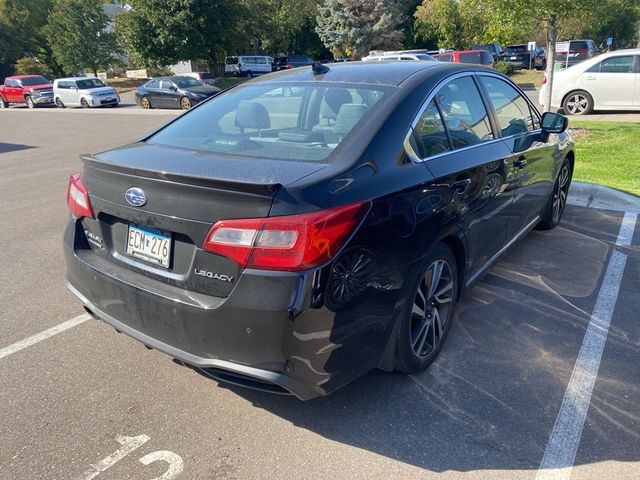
left=14, top=57, right=54, bottom=79
left=495, top=61, right=518, bottom=76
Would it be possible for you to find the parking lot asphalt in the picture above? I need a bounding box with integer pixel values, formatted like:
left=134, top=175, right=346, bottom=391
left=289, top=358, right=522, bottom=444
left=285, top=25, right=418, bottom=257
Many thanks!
left=0, top=108, right=638, bottom=480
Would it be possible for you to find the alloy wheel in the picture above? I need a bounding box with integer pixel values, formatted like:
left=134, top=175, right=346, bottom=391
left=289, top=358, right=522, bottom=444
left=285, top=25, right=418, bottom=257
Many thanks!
left=81, top=98, right=89, bottom=108
left=180, top=97, right=191, bottom=110
left=55, top=98, right=64, bottom=108
left=410, top=259, right=454, bottom=358
left=140, top=97, right=150, bottom=109
left=565, top=93, right=589, bottom=115
left=552, top=164, right=570, bottom=223
left=25, top=96, right=34, bottom=109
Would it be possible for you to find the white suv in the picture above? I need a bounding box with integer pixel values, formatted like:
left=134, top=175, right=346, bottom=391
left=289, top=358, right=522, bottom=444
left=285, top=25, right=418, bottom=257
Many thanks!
left=53, top=77, right=120, bottom=108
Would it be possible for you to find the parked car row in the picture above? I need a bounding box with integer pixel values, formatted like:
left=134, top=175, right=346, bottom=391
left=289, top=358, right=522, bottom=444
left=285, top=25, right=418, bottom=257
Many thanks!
left=0, top=74, right=120, bottom=109
left=224, top=54, right=317, bottom=77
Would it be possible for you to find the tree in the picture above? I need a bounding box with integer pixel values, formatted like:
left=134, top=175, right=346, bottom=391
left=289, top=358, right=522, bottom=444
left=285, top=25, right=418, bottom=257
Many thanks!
left=414, top=0, right=462, bottom=49
left=116, top=0, right=244, bottom=69
left=0, top=0, right=61, bottom=77
left=14, top=57, right=54, bottom=78
left=316, top=0, right=406, bottom=59
left=44, top=0, right=117, bottom=76
left=490, top=0, right=592, bottom=111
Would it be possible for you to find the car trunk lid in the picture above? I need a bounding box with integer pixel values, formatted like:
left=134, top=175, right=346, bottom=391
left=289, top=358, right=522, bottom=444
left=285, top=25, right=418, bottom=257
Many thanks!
left=78, top=142, right=326, bottom=297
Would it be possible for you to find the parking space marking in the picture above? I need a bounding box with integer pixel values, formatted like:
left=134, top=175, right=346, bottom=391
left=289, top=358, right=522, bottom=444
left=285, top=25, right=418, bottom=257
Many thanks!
left=536, top=212, right=636, bottom=480
left=616, top=212, right=637, bottom=246
left=0, top=313, right=90, bottom=360
left=80, top=435, right=150, bottom=480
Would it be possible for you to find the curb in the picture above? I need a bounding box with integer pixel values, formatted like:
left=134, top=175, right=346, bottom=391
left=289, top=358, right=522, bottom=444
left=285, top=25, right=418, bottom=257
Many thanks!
left=568, top=181, right=640, bottom=213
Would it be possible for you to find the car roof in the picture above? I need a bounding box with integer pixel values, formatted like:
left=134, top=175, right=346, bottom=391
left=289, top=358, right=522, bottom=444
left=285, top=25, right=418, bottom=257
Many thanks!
left=252, top=61, right=482, bottom=87
left=55, top=77, right=99, bottom=81
left=9, top=74, right=48, bottom=79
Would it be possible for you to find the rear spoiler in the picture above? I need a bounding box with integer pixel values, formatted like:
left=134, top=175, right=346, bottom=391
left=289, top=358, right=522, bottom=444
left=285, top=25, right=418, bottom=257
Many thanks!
left=80, top=154, right=282, bottom=196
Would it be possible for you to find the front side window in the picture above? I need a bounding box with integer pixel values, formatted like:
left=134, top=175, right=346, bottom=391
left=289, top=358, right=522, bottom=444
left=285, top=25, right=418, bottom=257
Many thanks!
left=159, top=80, right=174, bottom=90
left=415, top=100, right=450, bottom=158
left=147, top=83, right=387, bottom=163
left=479, top=76, right=535, bottom=136
left=587, top=56, right=634, bottom=74
left=434, top=76, right=493, bottom=148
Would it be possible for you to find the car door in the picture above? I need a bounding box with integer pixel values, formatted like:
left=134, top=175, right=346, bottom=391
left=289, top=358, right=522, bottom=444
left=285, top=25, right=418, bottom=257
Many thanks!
left=410, top=74, right=514, bottom=278
left=161, top=80, right=180, bottom=108
left=583, top=55, right=637, bottom=108
left=9, top=79, right=21, bottom=102
left=477, top=74, right=555, bottom=238
left=63, top=81, right=78, bottom=106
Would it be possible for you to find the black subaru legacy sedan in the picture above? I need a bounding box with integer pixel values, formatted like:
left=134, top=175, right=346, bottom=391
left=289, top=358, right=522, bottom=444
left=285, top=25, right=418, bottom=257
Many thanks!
left=64, top=62, right=574, bottom=400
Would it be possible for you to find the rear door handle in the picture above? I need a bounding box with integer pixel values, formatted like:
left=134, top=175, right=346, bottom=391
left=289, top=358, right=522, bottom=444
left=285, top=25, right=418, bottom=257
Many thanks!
left=584, top=75, right=596, bottom=80
left=514, top=156, right=527, bottom=169
left=451, top=178, right=472, bottom=194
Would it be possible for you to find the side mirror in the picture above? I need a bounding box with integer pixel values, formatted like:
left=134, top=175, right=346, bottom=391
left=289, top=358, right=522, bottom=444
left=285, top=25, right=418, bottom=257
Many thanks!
left=541, top=112, right=568, bottom=134
left=169, top=85, right=177, bottom=92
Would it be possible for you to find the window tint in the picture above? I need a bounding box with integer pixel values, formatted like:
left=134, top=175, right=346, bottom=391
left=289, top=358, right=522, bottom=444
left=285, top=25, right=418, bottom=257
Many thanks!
left=479, top=76, right=535, bottom=136
left=437, top=54, right=452, bottom=62
left=434, top=77, right=493, bottom=148
left=146, top=80, right=160, bottom=89
left=588, top=56, right=634, bottom=73
left=415, top=100, right=450, bottom=158
left=459, top=52, right=482, bottom=64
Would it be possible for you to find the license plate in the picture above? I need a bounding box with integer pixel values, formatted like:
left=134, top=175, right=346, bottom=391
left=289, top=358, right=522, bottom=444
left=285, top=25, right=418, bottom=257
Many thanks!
left=126, top=223, right=171, bottom=268
left=510, top=56, right=517, bottom=60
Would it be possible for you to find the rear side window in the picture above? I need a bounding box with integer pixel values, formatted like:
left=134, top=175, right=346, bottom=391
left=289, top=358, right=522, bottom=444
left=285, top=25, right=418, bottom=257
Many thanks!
left=437, top=54, right=452, bottom=62
left=479, top=76, right=535, bottom=136
left=148, top=83, right=387, bottom=163
left=459, top=53, right=481, bottom=64
left=146, top=80, right=160, bottom=89
left=435, top=76, right=493, bottom=148
left=481, top=52, right=494, bottom=64
left=415, top=100, right=450, bottom=158
left=587, top=56, right=634, bottom=73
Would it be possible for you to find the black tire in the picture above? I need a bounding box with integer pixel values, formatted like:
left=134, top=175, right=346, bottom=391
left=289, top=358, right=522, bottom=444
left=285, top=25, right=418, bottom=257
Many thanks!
left=562, top=90, right=593, bottom=115
left=247, top=71, right=253, bottom=78
left=537, top=159, right=572, bottom=230
left=25, top=95, right=34, bottom=109
left=80, top=98, right=89, bottom=108
left=0, top=97, right=7, bottom=109
left=180, top=96, right=192, bottom=110
left=394, top=243, right=458, bottom=374
left=55, top=97, right=65, bottom=108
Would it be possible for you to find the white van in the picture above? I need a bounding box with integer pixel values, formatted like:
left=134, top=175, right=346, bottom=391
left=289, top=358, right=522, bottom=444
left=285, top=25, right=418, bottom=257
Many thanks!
left=225, top=56, right=273, bottom=77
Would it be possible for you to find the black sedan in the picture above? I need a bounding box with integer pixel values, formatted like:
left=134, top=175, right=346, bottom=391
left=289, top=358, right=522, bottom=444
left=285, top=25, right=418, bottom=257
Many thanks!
left=499, top=44, right=547, bottom=70
left=65, top=62, right=574, bottom=400
left=134, top=76, right=221, bottom=110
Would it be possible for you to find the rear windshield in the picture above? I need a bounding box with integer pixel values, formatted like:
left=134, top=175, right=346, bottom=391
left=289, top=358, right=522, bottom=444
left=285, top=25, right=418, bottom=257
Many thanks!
left=21, top=75, right=50, bottom=86
left=147, top=83, right=388, bottom=163
left=225, top=57, right=238, bottom=65
left=505, top=46, right=526, bottom=54
left=571, top=41, right=589, bottom=50
left=77, top=78, right=106, bottom=89
left=459, top=52, right=482, bottom=64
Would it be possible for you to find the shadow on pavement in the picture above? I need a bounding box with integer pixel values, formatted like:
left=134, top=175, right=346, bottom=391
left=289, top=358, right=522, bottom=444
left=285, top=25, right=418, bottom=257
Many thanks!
left=0, top=142, right=36, bottom=154
left=196, top=205, right=639, bottom=473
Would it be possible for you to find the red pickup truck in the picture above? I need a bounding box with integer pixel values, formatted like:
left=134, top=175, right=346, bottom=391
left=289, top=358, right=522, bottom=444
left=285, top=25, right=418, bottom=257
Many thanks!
left=0, top=75, right=55, bottom=109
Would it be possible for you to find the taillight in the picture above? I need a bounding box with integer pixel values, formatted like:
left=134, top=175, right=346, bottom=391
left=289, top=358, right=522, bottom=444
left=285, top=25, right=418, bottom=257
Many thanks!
left=287, top=64, right=292, bottom=69
left=66, top=173, right=94, bottom=219
left=542, top=75, right=547, bottom=85
left=203, top=201, right=370, bottom=271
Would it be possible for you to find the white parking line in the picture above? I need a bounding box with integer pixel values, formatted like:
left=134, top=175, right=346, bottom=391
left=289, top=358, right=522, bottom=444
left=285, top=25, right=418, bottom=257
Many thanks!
left=0, top=313, right=90, bottom=360
left=536, top=212, right=636, bottom=480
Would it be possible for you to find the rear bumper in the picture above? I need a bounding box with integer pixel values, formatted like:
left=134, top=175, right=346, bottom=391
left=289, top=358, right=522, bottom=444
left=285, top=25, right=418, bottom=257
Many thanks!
left=68, top=281, right=317, bottom=399
left=64, top=219, right=385, bottom=400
